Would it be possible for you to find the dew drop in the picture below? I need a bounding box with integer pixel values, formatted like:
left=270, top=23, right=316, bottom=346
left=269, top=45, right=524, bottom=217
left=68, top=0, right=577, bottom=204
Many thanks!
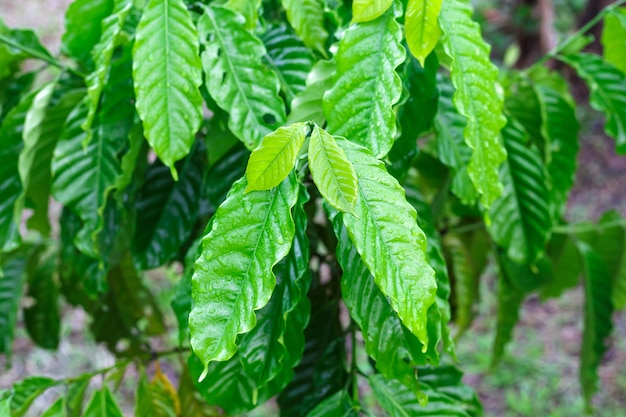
left=243, top=201, right=252, bottom=214
left=276, top=234, right=285, bottom=245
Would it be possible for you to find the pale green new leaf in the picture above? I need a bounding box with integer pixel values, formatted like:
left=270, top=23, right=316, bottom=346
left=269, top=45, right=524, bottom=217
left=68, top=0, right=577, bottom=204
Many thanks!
left=83, top=0, right=132, bottom=142
left=439, top=0, right=507, bottom=209
left=223, top=0, right=261, bottom=30
left=287, top=59, right=335, bottom=125
left=405, top=0, right=442, bottom=66
left=198, top=5, right=286, bottom=150
left=308, top=126, right=357, bottom=214
left=245, top=122, right=308, bottom=192
left=62, top=0, right=114, bottom=61
left=190, top=173, right=299, bottom=367
left=338, top=138, right=437, bottom=347
left=488, top=120, right=552, bottom=265
left=133, top=0, right=203, bottom=176
left=352, top=0, right=393, bottom=23
left=559, top=53, right=626, bottom=153
left=602, top=8, right=626, bottom=75
left=83, top=387, right=124, bottom=417
left=324, top=8, right=405, bottom=158
left=281, top=0, right=328, bottom=55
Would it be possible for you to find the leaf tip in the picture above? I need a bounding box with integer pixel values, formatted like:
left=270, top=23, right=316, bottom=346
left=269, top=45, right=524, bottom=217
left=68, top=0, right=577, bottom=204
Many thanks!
left=198, top=364, right=209, bottom=382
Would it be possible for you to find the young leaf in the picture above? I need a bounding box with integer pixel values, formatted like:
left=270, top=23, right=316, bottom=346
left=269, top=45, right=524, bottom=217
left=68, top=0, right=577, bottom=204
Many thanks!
left=559, top=53, right=626, bottom=154
left=308, top=126, right=358, bottom=214
left=261, top=23, right=315, bottom=104
left=287, top=59, right=335, bottom=125
left=338, top=138, right=437, bottom=348
left=324, top=8, right=405, bottom=158
left=61, top=0, right=114, bottom=61
left=405, top=0, right=443, bottom=66
left=83, top=387, right=124, bottom=417
left=281, top=0, right=329, bottom=55
left=198, top=5, right=286, bottom=150
left=133, top=0, right=203, bottom=176
left=245, top=122, right=309, bottom=192
left=488, top=120, right=552, bottom=265
left=577, top=241, right=614, bottom=411
left=438, top=0, right=507, bottom=209
left=352, top=0, right=393, bottom=23
left=602, top=7, right=626, bottom=75
left=189, top=173, right=299, bottom=367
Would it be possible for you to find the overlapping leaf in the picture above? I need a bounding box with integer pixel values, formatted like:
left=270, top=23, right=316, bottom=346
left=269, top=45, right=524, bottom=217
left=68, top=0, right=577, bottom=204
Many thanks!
left=602, top=8, right=626, bottom=75
left=0, top=252, right=27, bottom=357
left=189, top=173, right=299, bottom=367
left=405, top=0, right=442, bottom=65
left=261, top=23, right=315, bottom=104
left=281, top=0, right=328, bottom=55
left=488, top=120, right=552, bottom=264
left=324, top=7, right=405, bottom=158
left=136, top=367, right=180, bottom=417
left=62, top=0, right=114, bottom=61
left=439, top=0, right=507, bottom=209
left=352, top=0, right=393, bottom=22
left=178, top=362, right=222, bottom=417
left=223, top=0, right=261, bottom=30
left=9, top=376, right=59, bottom=417
left=559, top=53, right=626, bottom=154
left=83, top=387, right=124, bottom=417
left=198, top=5, right=285, bottom=150
left=307, top=391, right=355, bottom=417
left=287, top=59, right=335, bottom=125
left=133, top=0, right=203, bottom=175
left=338, top=138, right=437, bottom=347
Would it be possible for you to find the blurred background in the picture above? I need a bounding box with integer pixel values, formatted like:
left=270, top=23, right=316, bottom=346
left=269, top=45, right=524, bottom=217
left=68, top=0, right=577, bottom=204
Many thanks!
left=1, top=0, right=625, bottom=415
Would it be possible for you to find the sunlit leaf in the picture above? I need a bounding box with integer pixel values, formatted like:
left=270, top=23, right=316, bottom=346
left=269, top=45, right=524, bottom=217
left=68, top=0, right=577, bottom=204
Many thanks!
left=281, top=0, right=329, bottom=55
left=602, top=7, right=626, bottom=75
left=405, top=0, right=442, bottom=66
left=352, top=0, right=393, bottom=23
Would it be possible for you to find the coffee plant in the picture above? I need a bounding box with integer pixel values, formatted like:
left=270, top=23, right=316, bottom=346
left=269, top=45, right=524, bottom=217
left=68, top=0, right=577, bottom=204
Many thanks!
left=1, top=0, right=625, bottom=415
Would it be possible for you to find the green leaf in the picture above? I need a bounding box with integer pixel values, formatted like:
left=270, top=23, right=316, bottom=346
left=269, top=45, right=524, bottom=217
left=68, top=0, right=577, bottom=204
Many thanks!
left=0, top=72, right=36, bottom=121
left=324, top=7, right=405, bottom=158
left=133, top=0, right=203, bottom=175
left=83, top=387, right=124, bottom=417
left=40, top=398, right=64, bottom=417
left=531, top=70, right=580, bottom=218
left=83, top=0, right=133, bottom=142
left=287, top=59, right=335, bottom=125
left=203, top=142, right=249, bottom=214
left=338, top=138, right=437, bottom=348
left=261, top=23, right=315, bottom=104
left=65, top=379, right=90, bottom=417
left=602, top=7, right=626, bottom=75
left=0, top=89, right=37, bottom=251
left=198, top=5, right=286, bottom=150
left=190, top=173, right=299, bottom=366
left=223, top=0, right=261, bottom=30
left=24, top=250, right=60, bottom=349
left=405, top=0, right=442, bottom=66
left=309, top=126, right=358, bottom=214
left=0, top=28, right=54, bottom=65
left=178, top=362, right=222, bottom=417
left=53, top=49, right=132, bottom=258
left=488, top=120, right=552, bottom=265
left=540, top=233, right=582, bottom=299
left=434, top=74, right=476, bottom=205
left=0, top=395, right=9, bottom=416
left=0, top=252, right=28, bottom=358
left=438, top=0, right=507, bottom=209
left=135, top=367, right=180, bottom=417
left=352, top=0, right=393, bottom=23
left=245, top=122, right=309, bottom=192
left=132, top=142, right=205, bottom=269
left=559, top=53, right=626, bottom=154
left=171, top=240, right=199, bottom=346
left=306, top=390, right=355, bottom=417
left=62, top=0, right=114, bottom=61
left=281, top=0, right=329, bottom=55
left=577, top=241, right=614, bottom=411
left=331, top=209, right=437, bottom=392
left=11, top=376, right=59, bottom=417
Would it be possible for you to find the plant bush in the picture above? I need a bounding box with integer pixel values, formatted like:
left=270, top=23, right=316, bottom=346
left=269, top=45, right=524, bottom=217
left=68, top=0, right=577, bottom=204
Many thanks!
left=1, top=0, right=625, bottom=415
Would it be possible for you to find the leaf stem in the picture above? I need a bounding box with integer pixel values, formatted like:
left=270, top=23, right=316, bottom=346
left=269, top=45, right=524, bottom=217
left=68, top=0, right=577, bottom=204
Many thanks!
left=0, top=34, right=86, bottom=78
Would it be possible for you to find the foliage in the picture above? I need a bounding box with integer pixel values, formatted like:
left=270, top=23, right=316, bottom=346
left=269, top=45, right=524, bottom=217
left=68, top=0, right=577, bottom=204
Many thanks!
left=1, top=0, right=626, bottom=416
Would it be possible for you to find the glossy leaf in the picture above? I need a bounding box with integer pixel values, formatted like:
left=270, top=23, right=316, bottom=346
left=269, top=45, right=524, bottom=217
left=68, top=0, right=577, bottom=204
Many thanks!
left=602, top=8, right=626, bottom=75
left=245, top=122, right=308, bottom=192
left=488, top=120, right=552, bottom=265
left=287, top=59, right=335, bottom=125
left=133, top=0, right=203, bottom=175
left=309, top=126, right=358, bottom=214
left=190, top=173, right=299, bottom=366
left=62, top=0, right=114, bottom=61
left=577, top=241, right=614, bottom=411
left=352, top=0, right=393, bottom=23
left=40, top=398, right=64, bottom=417
left=198, top=5, right=285, bottom=150
left=559, top=53, right=626, bottom=154
left=281, top=0, right=329, bottom=55
left=306, top=390, right=355, bottom=417
left=132, top=143, right=205, bottom=269
left=324, top=8, right=405, bottom=158
left=83, top=387, right=124, bottom=417
left=438, top=0, right=507, bottom=209
left=83, top=0, right=132, bottom=141
left=339, top=138, right=437, bottom=347
left=262, top=23, right=315, bottom=104
left=405, top=0, right=442, bottom=66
